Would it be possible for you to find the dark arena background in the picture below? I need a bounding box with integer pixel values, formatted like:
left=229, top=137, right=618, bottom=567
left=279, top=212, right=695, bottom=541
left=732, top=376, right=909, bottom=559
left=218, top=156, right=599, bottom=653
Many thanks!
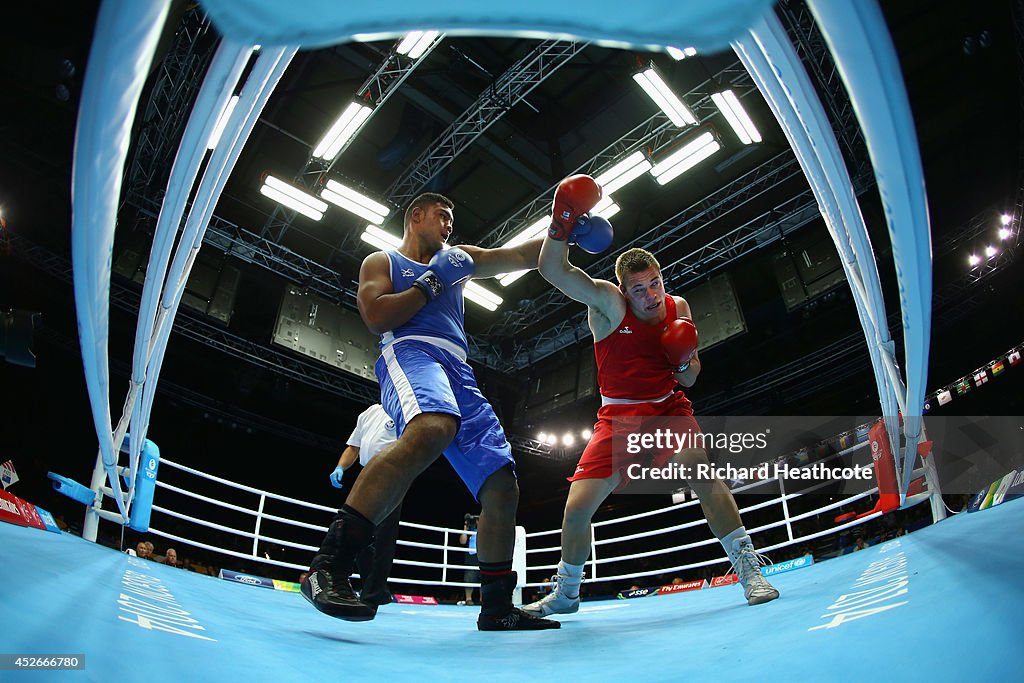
left=1, top=0, right=1022, bottom=680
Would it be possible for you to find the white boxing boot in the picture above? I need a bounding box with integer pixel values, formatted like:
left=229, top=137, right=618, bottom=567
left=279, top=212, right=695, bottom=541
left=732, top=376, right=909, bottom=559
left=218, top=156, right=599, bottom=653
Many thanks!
left=729, top=536, right=780, bottom=606
left=521, top=571, right=582, bottom=617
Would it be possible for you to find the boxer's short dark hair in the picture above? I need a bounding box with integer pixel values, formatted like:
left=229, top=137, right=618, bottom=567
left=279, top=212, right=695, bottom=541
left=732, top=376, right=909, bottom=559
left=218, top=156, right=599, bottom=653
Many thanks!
left=405, top=192, right=454, bottom=228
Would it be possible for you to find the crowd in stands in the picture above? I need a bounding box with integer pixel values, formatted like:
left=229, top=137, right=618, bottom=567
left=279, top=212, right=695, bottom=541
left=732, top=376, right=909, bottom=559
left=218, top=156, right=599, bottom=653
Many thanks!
left=121, top=536, right=220, bottom=576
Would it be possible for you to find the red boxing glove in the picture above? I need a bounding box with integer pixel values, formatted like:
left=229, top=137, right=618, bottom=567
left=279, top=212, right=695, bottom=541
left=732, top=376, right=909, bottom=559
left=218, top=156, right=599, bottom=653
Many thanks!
left=549, top=175, right=602, bottom=241
left=661, top=318, right=698, bottom=373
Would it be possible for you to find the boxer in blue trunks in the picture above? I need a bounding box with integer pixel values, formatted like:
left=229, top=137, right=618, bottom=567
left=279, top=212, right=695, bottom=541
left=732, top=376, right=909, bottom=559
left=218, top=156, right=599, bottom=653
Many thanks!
left=302, top=180, right=601, bottom=630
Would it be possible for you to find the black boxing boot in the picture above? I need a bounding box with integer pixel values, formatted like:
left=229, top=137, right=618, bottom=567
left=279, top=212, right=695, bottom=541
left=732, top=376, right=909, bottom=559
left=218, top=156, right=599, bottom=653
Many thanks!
left=301, top=506, right=378, bottom=621
left=477, top=567, right=561, bottom=631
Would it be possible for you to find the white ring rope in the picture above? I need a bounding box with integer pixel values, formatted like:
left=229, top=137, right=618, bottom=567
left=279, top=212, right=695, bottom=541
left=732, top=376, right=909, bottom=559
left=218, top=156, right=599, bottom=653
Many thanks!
left=733, top=13, right=898, bottom=433
left=161, top=458, right=334, bottom=511
left=155, top=481, right=265, bottom=517
left=73, top=0, right=171, bottom=530
left=138, top=432, right=914, bottom=589
left=126, top=42, right=254, bottom=494
left=806, top=0, right=933, bottom=492
left=127, top=44, right=297, bottom=509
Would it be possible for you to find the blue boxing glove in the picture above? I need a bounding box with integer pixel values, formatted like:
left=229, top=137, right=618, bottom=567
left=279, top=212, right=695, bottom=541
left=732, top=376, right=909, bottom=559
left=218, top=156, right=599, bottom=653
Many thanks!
left=329, top=466, right=345, bottom=489
left=569, top=213, right=614, bottom=254
left=413, top=247, right=475, bottom=301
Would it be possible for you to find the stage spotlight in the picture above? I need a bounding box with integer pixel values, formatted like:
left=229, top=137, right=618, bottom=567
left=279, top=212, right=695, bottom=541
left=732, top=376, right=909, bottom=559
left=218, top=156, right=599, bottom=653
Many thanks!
left=562, top=433, right=575, bottom=447
left=581, top=428, right=592, bottom=440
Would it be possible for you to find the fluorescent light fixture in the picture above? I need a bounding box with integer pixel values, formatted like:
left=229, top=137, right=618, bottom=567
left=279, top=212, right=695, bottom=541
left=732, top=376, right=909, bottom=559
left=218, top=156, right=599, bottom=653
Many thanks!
left=312, top=102, right=373, bottom=160
left=409, top=31, right=439, bottom=59
left=360, top=224, right=402, bottom=251
left=396, top=33, right=420, bottom=55
left=498, top=269, right=530, bottom=287
left=260, top=186, right=324, bottom=221
left=497, top=215, right=551, bottom=286
left=999, top=227, right=1012, bottom=240
left=396, top=31, right=440, bottom=59
left=207, top=95, right=238, bottom=150
left=260, top=176, right=327, bottom=221
left=352, top=32, right=395, bottom=42
left=985, top=245, right=998, bottom=258
left=666, top=46, right=697, bottom=60
left=592, top=196, right=620, bottom=219
left=505, top=215, right=551, bottom=248
left=321, top=179, right=390, bottom=224
left=968, top=254, right=981, bottom=266
left=649, top=131, right=720, bottom=185
left=465, top=280, right=503, bottom=311
left=595, top=151, right=652, bottom=195
left=633, top=68, right=696, bottom=127
left=711, top=90, right=762, bottom=144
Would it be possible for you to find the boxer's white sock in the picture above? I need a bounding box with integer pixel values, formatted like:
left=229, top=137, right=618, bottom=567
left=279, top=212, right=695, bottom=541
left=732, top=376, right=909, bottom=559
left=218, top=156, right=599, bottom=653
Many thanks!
left=721, top=527, right=749, bottom=563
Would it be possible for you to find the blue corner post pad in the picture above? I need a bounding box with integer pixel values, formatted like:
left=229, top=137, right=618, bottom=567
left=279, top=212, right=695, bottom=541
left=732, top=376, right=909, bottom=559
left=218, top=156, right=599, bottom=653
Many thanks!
left=46, top=434, right=162, bottom=531
left=47, top=472, right=97, bottom=507
left=128, top=437, right=161, bottom=533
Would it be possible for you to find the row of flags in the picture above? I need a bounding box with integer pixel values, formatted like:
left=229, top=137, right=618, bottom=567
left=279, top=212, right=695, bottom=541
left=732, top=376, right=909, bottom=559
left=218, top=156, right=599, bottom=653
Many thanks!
left=0, top=460, right=18, bottom=490
left=924, top=344, right=1022, bottom=413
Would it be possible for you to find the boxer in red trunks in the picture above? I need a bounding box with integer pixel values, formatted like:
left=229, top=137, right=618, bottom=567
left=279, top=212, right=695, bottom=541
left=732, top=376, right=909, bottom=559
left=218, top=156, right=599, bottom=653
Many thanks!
left=524, top=242, right=779, bottom=616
